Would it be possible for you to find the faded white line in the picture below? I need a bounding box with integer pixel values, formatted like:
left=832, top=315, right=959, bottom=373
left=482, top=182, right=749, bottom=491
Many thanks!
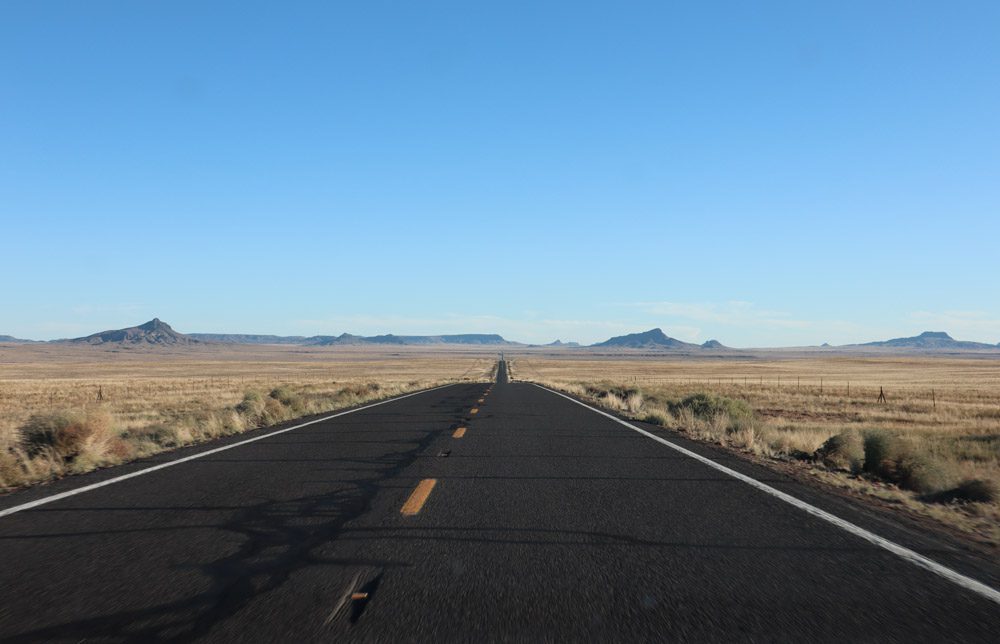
left=0, top=383, right=458, bottom=519
left=534, top=383, right=1000, bottom=606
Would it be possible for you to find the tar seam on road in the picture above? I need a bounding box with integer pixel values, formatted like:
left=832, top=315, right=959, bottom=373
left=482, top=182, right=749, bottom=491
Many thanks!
left=0, top=383, right=459, bottom=520
left=533, top=383, right=1000, bottom=606
left=400, top=478, right=438, bottom=515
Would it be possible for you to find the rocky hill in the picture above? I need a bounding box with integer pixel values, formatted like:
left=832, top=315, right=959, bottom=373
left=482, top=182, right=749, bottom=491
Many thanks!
left=593, top=328, right=700, bottom=350
left=66, top=319, right=198, bottom=346
left=856, top=331, right=998, bottom=351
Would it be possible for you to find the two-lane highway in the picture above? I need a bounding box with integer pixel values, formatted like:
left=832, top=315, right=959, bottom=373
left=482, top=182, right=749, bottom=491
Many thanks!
left=1, top=360, right=999, bottom=641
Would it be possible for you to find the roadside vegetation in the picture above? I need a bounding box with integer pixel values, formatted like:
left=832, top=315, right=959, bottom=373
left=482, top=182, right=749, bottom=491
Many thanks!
left=513, top=355, right=1000, bottom=549
left=0, top=345, right=494, bottom=491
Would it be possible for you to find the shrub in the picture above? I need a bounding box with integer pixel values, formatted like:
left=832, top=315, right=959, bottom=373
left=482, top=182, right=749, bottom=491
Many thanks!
left=235, top=391, right=265, bottom=424
left=19, top=409, right=115, bottom=461
left=816, top=430, right=864, bottom=473
left=262, top=397, right=284, bottom=424
left=861, top=429, right=951, bottom=493
left=726, top=412, right=755, bottom=435
left=20, top=411, right=75, bottom=456
left=949, top=478, right=998, bottom=503
left=670, top=393, right=753, bottom=423
left=862, top=429, right=900, bottom=477
left=269, top=386, right=303, bottom=411
left=893, top=453, right=951, bottom=494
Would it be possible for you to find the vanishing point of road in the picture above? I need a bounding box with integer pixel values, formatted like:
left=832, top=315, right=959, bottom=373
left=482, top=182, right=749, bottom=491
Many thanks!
left=1, top=361, right=999, bottom=642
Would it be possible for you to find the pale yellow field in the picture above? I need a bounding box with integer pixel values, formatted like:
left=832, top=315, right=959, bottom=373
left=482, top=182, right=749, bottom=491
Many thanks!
left=0, top=343, right=495, bottom=490
left=510, top=350, right=1000, bottom=548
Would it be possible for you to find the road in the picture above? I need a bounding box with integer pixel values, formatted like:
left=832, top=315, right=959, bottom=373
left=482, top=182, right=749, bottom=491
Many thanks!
left=1, top=360, right=999, bottom=642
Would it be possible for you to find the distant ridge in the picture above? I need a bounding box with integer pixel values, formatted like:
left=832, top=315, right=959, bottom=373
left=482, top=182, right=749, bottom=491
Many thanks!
left=66, top=319, right=198, bottom=346
left=593, top=328, right=699, bottom=350
left=307, top=333, right=515, bottom=346
left=855, top=331, right=999, bottom=351
left=0, top=335, right=36, bottom=343
left=189, top=333, right=310, bottom=345
left=0, top=335, right=38, bottom=344
left=186, top=332, right=517, bottom=346
left=24, top=320, right=1000, bottom=352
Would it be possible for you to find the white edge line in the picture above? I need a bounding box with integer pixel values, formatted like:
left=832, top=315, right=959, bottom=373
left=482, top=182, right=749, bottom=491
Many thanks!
left=533, top=383, right=1000, bottom=606
left=0, top=383, right=459, bottom=519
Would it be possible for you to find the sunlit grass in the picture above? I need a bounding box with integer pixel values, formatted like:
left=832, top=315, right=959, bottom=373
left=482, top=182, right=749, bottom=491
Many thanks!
left=0, top=344, right=494, bottom=490
left=512, top=353, right=1000, bottom=548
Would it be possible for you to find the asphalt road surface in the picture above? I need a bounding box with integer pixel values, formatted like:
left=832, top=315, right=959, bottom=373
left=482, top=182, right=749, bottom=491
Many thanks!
left=1, top=361, right=998, bottom=642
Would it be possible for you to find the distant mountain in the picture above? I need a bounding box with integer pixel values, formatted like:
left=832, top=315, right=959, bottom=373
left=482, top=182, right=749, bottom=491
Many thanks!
left=701, top=339, right=725, bottom=349
left=310, top=333, right=364, bottom=346
left=66, top=319, right=198, bottom=346
left=184, top=332, right=516, bottom=346
left=308, top=333, right=515, bottom=346
left=593, top=328, right=700, bottom=350
left=189, top=333, right=311, bottom=345
left=856, top=331, right=998, bottom=351
left=0, top=335, right=35, bottom=343
left=545, top=340, right=580, bottom=347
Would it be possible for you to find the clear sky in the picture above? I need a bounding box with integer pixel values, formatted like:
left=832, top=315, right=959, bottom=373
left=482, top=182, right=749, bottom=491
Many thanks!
left=2, top=2, right=999, bottom=346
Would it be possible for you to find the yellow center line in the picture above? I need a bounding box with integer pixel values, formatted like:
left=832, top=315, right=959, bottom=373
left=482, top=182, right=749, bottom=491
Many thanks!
left=400, top=478, right=437, bottom=516
left=453, top=427, right=467, bottom=438
left=470, top=408, right=479, bottom=414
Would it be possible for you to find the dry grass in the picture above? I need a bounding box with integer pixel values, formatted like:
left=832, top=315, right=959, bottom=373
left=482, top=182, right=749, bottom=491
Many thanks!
left=511, top=351, right=1000, bottom=548
left=0, top=343, right=495, bottom=491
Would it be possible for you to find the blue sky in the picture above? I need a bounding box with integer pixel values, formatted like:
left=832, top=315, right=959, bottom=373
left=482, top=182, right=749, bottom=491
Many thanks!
left=2, top=2, right=999, bottom=346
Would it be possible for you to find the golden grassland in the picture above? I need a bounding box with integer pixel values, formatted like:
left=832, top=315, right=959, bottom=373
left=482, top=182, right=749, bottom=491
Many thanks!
left=0, top=343, right=495, bottom=491
left=510, top=350, right=1000, bottom=549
